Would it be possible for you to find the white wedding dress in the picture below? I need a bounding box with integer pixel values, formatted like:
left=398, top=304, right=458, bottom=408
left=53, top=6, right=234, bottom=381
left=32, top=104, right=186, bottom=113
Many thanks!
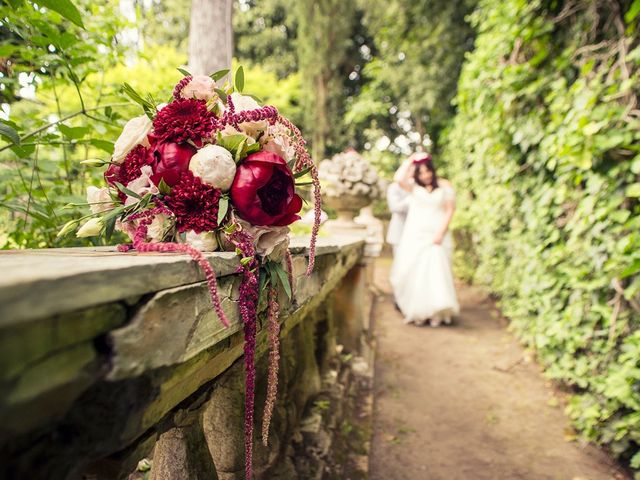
left=390, top=184, right=460, bottom=325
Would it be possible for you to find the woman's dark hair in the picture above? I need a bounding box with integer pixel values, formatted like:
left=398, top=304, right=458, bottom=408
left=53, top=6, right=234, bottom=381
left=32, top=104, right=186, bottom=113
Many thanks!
left=413, top=155, right=438, bottom=190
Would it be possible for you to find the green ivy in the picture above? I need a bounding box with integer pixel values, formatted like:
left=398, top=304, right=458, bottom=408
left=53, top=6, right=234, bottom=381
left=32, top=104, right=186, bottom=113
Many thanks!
left=443, top=0, right=640, bottom=470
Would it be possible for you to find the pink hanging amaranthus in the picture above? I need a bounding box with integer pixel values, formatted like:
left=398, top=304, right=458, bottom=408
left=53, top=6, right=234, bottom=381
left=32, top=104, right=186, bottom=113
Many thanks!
left=262, top=284, right=281, bottom=446
left=228, top=226, right=259, bottom=480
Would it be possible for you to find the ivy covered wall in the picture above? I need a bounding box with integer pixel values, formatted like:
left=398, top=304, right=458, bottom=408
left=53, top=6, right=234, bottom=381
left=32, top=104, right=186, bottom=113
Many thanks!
left=443, top=0, right=640, bottom=469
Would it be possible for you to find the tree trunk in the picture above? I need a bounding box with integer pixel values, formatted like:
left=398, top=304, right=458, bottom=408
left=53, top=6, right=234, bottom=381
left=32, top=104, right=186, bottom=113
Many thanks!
left=188, top=0, right=233, bottom=76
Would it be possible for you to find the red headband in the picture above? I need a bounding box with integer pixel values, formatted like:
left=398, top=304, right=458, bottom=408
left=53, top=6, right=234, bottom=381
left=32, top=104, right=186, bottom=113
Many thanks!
left=412, top=154, right=432, bottom=165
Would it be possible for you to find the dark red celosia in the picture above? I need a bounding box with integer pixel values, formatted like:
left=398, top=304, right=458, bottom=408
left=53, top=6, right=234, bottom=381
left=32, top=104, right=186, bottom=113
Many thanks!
left=153, top=98, right=216, bottom=143
left=118, top=206, right=230, bottom=328
left=228, top=227, right=259, bottom=480
left=165, top=172, right=221, bottom=233
left=104, top=145, right=153, bottom=201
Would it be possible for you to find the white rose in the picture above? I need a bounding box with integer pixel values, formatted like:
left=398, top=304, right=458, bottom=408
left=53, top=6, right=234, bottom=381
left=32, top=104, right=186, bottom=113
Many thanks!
left=112, top=115, right=152, bottom=164
left=86, top=186, right=113, bottom=214
left=147, top=214, right=170, bottom=242
left=189, top=145, right=237, bottom=191
left=125, top=165, right=158, bottom=206
left=239, top=220, right=290, bottom=259
left=230, top=92, right=260, bottom=111
left=180, top=75, right=217, bottom=101
left=185, top=230, right=219, bottom=251
left=76, top=218, right=103, bottom=238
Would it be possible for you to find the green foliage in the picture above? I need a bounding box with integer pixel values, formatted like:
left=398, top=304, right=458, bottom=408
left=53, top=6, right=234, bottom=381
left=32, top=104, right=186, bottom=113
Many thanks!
left=234, top=0, right=298, bottom=78
left=443, top=0, right=640, bottom=468
left=0, top=0, right=131, bottom=248
left=350, top=0, right=476, bottom=151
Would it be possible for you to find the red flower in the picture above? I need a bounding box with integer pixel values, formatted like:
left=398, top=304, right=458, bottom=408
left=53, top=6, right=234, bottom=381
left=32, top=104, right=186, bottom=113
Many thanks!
left=104, top=145, right=153, bottom=201
left=148, top=135, right=197, bottom=187
left=166, top=171, right=221, bottom=233
left=230, top=151, right=302, bottom=227
left=152, top=98, right=216, bottom=144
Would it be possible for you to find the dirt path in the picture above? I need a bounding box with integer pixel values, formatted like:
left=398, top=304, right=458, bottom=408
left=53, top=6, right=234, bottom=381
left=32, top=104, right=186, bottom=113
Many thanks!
left=369, top=257, right=628, bottom=480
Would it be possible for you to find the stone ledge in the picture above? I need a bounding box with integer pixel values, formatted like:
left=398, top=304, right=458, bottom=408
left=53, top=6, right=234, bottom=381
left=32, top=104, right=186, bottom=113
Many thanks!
left=0, top=236, right=362, bottom=326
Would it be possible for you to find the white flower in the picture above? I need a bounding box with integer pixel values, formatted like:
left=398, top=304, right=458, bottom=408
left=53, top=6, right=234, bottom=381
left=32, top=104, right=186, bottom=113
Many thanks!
left=86, top=186, right=113, bottom=214
left=125, top=165, right=159, bottom=206
left=112, top=115, right=152, bottom=164
left=239, top=220, right=290, bottom=260
left=230, top=92, right=260, bottom=112
left=180, top=75, right=217, bottom=101
left=188, top=145, right=236, bottom=191
left=185, top=230, right=219, bottom=251
left=147, top=214, right=170, bottom=242
left=76, top=218, right=103, bottom=238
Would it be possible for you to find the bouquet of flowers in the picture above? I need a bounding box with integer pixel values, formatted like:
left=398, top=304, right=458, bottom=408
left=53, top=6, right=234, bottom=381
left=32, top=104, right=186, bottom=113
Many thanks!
left=60, top=67, right=321, bottom=479
left=318, top=148, right=384, bottom=201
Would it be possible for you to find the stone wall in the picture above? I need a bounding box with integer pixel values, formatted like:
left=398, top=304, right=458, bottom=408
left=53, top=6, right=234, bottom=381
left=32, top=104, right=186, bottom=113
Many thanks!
left=0, top=236, right=369, bottom=479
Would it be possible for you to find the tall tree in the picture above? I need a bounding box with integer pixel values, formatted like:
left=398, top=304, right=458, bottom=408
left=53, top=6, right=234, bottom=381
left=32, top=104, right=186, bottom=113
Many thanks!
left=233, top=0, right=298, bottom=78
left=349, top=0, right=476, bottom=152
left=188, top=0, right=233, bottom=74
left=295, top=0, right=372, bottom=160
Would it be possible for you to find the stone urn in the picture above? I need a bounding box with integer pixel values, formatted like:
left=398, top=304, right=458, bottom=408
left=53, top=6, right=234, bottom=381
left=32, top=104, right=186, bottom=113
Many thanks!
left=323, top=194, right=369, bottom=233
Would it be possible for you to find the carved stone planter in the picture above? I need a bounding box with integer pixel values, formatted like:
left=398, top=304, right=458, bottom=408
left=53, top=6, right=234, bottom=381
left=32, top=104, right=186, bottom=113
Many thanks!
left=323, top=194, right=369, bottom=234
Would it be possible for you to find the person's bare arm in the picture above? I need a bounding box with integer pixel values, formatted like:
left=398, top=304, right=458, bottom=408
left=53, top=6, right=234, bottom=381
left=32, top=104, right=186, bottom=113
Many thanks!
left=398, top=163, right=416, bottom=191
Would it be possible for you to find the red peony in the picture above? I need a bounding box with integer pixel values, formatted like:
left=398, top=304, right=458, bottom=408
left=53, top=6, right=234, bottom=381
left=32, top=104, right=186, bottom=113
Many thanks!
left=230, top=151, right=302, bottom=227
left=152, top=98, right=216, bottom=144
left=148, top=135, right=197, bottom=187
left=104, top=145, right=153, bottom=200
left=166, top=171, right=221, bottom=233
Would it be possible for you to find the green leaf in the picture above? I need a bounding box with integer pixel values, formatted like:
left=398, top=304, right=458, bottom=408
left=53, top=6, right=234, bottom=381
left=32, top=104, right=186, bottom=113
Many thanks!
left=5, top=0, right=26, bottom=9
left=122, top=83, right=153, bottom=110
left=245, top=142, right=261, bottom=155
left=217, top=133, right=250, bottom=156
left=246, top=94, right=263, bottom=103
left=273, top=262, right=292, bottom=300
left=104, top=215, right=116, bottom=241
left=293, top=166, right=312, bottom=178
left=90, top=139, right=114, bottom=154
left=10, top=144, right=36, bottom=158
left=234, top=66, right=245, bottom=93
left=214, top=88, right=228, bottom=102
left=177, top=67, right=191, bottom=77
left=114, top=182, right=141, bottom=200
left=621, top=259, right=640, bottom=279
left=37, top=0, right=84, bottom=28
left=235, top=138, right=247, bottom=163
left=626, top=183, right=640, bottom=197
left=625, top=0, right=640, bottom=23
left=217, top=196, right=229, bottom=225
left=158, top=178, right=172, bottom=195
left=0, top=123, right=20, bottom=145
left=211, top=69, right=230, bottom=82
left=58, top=124, right=91, bottom=140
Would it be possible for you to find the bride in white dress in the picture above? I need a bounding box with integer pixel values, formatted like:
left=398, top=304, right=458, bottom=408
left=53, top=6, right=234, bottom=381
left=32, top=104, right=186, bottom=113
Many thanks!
left=390, top=154, right=460, bottom=326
